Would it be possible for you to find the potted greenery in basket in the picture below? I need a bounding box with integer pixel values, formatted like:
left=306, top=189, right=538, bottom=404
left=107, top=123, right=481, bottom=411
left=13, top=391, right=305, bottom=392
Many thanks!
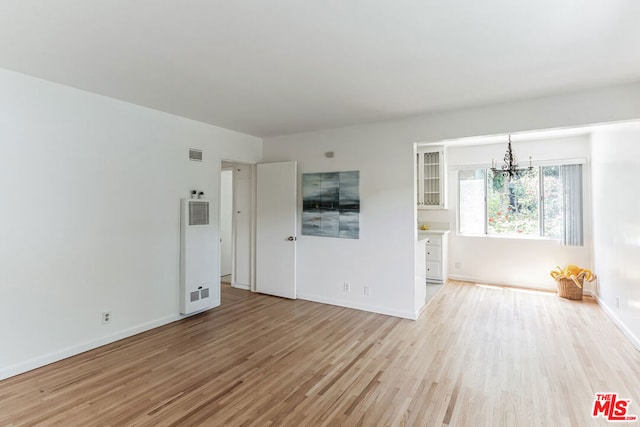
left=550, top=264, right=596, bottom=300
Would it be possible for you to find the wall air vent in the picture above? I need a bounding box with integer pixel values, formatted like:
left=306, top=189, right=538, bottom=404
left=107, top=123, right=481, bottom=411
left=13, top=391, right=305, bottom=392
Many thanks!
left=189, top=148, right=203, bottom=162
left=190, top=291, right=200, bottom=302
left=189, top=201, right=209, bottom=225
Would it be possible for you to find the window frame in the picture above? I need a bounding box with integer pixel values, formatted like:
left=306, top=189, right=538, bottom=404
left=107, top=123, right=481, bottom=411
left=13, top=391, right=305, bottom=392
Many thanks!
left=456, top=159, right=586, bottom=243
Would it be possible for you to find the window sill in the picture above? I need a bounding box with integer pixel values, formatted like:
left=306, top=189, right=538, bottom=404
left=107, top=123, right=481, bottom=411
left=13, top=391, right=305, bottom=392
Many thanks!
left=456, top=233, right=557, bottom=242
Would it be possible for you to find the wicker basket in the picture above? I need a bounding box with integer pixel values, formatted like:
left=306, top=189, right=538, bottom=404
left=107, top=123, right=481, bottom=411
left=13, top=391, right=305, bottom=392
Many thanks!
left=556, top=276, right=584, bottom=300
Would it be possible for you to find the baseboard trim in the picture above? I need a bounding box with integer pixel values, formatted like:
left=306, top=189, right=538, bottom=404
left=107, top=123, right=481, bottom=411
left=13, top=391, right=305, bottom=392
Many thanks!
left=296, top=293, right=415, bottom=320
left=591, top=294, right=640, bottom=352
left=448, top=274, right=557, bottom=292
left=231, top=283, right=250, bottom=291
left=0, top=314, right=183, bottom=381
left=448, top=275, right=607, bottom=303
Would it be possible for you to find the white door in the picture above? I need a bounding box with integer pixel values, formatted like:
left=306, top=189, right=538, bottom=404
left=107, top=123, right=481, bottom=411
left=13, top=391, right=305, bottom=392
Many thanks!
left=256, top=161, right=297, bottom=299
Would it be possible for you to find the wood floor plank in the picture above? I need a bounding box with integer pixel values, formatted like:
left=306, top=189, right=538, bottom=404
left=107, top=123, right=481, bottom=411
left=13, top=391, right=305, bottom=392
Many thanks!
left=1, top=281, right=640, bottom=426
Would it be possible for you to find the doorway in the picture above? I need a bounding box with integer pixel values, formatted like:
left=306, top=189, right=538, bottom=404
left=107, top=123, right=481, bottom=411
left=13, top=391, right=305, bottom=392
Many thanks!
left=220, top=161, right=254, bottom=299
left=219, top=160, right=297, bottom=303
left=220, top=168, right=233, bottom=284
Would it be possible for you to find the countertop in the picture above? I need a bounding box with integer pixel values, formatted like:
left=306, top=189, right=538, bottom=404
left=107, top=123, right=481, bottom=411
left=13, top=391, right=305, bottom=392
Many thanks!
left=417, top=229, right=450, bottom=241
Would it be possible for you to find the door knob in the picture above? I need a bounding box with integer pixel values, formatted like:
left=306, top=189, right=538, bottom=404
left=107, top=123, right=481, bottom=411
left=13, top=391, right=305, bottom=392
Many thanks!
left=287, top=236, right=296, bottom=241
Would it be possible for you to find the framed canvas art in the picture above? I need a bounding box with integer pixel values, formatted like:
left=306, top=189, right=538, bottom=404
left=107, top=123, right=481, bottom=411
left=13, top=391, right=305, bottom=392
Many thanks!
left=302, top=171, right=359, bottom=239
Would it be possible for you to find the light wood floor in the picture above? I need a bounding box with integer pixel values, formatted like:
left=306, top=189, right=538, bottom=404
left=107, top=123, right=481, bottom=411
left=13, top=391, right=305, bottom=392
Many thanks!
left=1, top=281, right=639, bottom=426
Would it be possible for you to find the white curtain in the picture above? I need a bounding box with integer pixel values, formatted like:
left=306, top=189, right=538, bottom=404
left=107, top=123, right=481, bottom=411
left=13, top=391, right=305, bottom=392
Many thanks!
left=562, top=164, right=583, bottom=246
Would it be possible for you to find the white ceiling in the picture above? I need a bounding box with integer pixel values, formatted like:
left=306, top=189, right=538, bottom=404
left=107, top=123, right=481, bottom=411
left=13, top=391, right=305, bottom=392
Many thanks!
left=1, top=1, right=640, bottom=138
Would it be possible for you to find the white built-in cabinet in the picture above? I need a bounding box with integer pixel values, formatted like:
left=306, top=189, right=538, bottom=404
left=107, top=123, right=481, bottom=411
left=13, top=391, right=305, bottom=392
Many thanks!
left=416, top=146, right=447, bottom=209
left=423, top=231, right=449, bottom=284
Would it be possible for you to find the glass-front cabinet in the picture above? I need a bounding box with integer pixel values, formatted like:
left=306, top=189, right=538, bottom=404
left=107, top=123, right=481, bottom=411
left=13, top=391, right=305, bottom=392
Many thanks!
left=416, top=146, right=447, bottom=209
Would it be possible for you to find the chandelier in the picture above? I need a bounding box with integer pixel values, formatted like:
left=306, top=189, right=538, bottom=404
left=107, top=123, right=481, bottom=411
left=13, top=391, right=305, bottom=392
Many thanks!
left=490, top=135, right=533, bottom=180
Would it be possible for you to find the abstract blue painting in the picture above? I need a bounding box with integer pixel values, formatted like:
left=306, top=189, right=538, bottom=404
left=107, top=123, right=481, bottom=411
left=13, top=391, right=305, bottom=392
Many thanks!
left=302, top=171, right=359, bottom=239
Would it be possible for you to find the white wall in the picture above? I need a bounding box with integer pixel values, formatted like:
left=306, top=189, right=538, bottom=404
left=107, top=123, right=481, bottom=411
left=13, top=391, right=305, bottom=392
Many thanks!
left=264, top=81, right=640, bottom=319
left=0, top=68, right=262, bottom=380
left=591, top=122, right=640, bottom=348
left=263, top=136, right=416, bottom=318
left=419, top=135, right=593, bottom=290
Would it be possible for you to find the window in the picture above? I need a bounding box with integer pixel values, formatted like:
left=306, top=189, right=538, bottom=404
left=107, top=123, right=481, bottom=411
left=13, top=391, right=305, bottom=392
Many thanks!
left=487, top=168, right=539, bottom=236
left=459, top=170, right=485, bottom=235
left=458, top=164, right=583, bottom=245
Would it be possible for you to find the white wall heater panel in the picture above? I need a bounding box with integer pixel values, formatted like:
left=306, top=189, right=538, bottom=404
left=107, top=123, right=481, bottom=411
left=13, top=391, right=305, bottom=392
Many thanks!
left=180, top=199, right=220, bottom=314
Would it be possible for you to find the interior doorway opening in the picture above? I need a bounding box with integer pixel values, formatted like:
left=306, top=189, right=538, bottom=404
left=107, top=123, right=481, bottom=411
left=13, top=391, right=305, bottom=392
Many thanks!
left=220, top=167, right=233, bottom=284
left=220, top=160, right=254, bottom=298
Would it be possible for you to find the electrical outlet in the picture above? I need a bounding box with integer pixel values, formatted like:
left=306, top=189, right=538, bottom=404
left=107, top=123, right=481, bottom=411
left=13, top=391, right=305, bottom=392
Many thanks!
left=343, top=282, right=350, bottom=293
left=102, top=312, right=111, bottom=325
left=364, top=286, right=370, bottom=296
left=454, top=262, right=461, bottom=270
